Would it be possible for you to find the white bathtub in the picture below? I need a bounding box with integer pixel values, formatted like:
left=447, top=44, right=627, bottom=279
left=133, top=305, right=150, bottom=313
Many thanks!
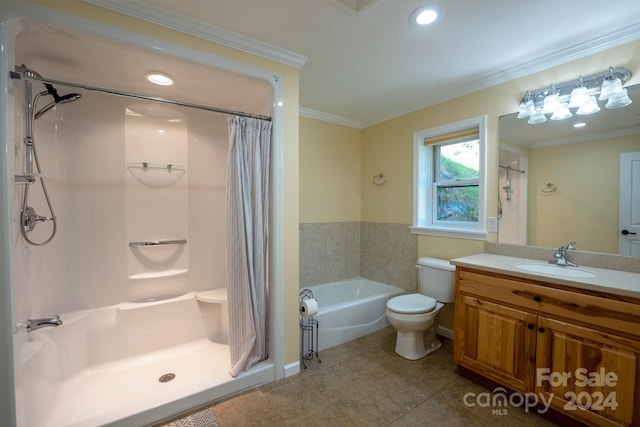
left=16, top=290, right=272, bottom=427
left=305, top=278, right=405, bottom=351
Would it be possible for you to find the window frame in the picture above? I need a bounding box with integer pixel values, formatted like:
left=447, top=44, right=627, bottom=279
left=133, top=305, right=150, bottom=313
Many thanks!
left=411, top=115, right=488, bottom=240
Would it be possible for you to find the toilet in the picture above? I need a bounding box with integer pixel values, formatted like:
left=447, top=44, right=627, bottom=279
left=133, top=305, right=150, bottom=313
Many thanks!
left=386, top=257, right=456, bottom=360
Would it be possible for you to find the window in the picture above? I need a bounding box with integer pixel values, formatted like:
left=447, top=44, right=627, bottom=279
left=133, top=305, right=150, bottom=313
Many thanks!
left=412, top=116, right=487, bottom=240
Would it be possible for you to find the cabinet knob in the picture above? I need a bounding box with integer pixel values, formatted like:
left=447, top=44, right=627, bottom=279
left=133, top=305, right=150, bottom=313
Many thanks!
left=527, top=323, right=534, bottom=330
left=538, top=327, right=545, bottom=333
left=533, top=296, right=542, bottom=302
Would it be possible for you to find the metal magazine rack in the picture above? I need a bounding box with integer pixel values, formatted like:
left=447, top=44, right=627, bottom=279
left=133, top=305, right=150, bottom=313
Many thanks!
left=299, top=289, right=321, bottom=368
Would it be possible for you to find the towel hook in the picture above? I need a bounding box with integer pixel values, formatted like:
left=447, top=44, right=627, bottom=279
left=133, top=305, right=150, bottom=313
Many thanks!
left=372, top=172, right=387, bottom=185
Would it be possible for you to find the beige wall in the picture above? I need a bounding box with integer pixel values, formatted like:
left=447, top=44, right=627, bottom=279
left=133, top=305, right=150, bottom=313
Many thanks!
left=358, top=40, right=640, bottom=330
left=529, top=135, right=640, bottom=253
left=359, top=40, right=640, bottom=330
left=299, top=117, right=361, bottom=223
left=37, top=0, right=301, bottom=365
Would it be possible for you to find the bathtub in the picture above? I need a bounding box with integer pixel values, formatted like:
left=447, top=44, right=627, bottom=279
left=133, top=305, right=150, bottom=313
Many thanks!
left=304, top=278, right=405, bottom=351
left=15, top=290, right=272, bottom=427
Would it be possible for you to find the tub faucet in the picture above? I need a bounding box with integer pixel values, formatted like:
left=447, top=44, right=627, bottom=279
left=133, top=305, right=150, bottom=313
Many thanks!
left=15, top=315, right=63, bottom=332
left=549, top=242, right=578, bottom=267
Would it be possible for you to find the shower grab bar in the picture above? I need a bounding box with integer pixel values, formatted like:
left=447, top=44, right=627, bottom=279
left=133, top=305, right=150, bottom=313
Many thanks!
left=129, top=239, right=187, bottom=247
left=127, top=162, right=185, bottom=171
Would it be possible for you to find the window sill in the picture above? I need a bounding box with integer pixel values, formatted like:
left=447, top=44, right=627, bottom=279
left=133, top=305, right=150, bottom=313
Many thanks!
left=410, top=226, right=488, bottom=241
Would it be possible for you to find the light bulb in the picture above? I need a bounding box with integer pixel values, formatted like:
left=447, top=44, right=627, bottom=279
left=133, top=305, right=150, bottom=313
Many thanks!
left=605, top=88, right=632, bottom=109
left=568, top=86, right=589, bottom=109
left=599, top=77, right=623, bottom=100
left=550, top=103, right=572, bottom=120
left=576, top=96, right=600, bottom=115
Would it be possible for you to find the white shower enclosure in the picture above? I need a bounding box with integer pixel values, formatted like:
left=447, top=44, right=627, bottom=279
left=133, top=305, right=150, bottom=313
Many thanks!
left=0, top=4, right=285, bottom=426
left=498, top=146, right=528, bottom=246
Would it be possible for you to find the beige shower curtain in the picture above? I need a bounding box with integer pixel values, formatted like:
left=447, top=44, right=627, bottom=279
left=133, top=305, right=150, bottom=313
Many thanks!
left=226, top=115, right=272, bottom=377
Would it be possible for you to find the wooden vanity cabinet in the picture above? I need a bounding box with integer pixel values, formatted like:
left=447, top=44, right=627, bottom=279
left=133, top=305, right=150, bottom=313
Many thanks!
left=455, top=295, right=537, bottom=393
left=454, top=267, right=640, bottom=427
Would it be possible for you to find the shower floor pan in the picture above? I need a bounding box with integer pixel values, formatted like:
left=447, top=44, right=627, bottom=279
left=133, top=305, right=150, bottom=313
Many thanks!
left=18, top=292, right=243, bottom=427
left=43, top=340, right=230, bottom=427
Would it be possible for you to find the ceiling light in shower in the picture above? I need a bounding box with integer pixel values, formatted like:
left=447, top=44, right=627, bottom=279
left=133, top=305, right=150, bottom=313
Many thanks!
left=410, top=5, right=441, bottom=26
left=146, top=72, right=174, bottom=86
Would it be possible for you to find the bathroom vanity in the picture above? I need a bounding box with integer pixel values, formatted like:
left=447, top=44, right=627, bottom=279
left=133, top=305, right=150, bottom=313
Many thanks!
left=451, top=254, right=640, bottom=427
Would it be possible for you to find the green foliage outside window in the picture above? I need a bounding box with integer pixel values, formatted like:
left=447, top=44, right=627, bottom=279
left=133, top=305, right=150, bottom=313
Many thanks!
left=437, top=143, right=479, bottom=222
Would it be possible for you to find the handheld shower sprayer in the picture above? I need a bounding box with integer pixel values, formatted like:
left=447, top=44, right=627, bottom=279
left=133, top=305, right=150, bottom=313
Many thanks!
left=12, top=65, right=83, bottom=246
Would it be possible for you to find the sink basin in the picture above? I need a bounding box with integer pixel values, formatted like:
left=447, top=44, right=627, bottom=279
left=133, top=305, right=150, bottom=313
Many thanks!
left=515, top=263, right=597, bottom=278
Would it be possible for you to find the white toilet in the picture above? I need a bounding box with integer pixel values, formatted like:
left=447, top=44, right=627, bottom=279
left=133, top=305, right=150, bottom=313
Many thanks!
left=386, top=257, right=456, bottom=360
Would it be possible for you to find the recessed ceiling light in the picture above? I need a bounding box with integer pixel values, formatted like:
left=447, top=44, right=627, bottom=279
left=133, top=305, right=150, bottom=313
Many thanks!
left=573, top=122, right=587, bottom=128
left=410, top=5, right=441, bottom=26
left=146, top=72, right=174, bottom=86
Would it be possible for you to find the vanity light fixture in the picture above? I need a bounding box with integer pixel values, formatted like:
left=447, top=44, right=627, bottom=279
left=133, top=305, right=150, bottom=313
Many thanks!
left=146, top=71, right=174, bottom=86
left=517, top=66, right=632, bottom=124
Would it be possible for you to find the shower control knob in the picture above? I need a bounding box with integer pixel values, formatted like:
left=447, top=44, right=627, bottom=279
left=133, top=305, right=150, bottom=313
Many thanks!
left=22, top=206, right=53, bottom=233
left=621, top=229, right=637, bottom=235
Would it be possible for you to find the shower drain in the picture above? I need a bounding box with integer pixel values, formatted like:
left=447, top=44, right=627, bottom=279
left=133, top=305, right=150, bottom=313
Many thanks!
left=159, top=373, right=176, bottom=383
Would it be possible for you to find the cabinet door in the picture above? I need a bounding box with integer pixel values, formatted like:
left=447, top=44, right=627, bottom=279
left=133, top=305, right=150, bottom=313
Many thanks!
left=535, top=317, right=640, bottom=427
left=454, top=295, right=537, bottom=393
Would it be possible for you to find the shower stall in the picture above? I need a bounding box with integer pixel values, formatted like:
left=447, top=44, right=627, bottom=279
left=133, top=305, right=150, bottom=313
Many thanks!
left=498, top=146, right=528, bottom=245
left=0, top=5, right=285, bottom=427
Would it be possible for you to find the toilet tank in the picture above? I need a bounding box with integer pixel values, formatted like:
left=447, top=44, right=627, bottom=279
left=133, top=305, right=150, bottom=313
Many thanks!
left=416, top=257, right=456, bottom=303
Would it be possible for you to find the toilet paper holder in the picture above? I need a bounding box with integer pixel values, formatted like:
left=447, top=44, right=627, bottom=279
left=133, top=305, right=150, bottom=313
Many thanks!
left=299, top=289, right=321, bottom=368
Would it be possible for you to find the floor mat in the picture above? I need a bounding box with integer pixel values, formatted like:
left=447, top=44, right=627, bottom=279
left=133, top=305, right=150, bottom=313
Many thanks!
left=161, top=407, right=220, bottom=427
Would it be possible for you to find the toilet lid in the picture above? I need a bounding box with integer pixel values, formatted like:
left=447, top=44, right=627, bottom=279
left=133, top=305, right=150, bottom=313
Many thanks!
left=387, top=294, right=437, bottom=314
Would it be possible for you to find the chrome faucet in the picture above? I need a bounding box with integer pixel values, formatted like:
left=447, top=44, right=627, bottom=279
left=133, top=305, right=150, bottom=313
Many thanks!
left=549, top=242, right=578, bottom=267
left=15, top=315, right=63, bottom=332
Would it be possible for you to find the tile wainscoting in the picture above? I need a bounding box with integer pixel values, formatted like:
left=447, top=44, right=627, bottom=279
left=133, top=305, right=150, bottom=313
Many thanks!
left=299, top=222, right=417, bottom=292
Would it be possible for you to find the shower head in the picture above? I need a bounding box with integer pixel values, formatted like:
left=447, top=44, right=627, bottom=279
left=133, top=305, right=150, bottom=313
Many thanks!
left=34, top=83, right=82, bottom=119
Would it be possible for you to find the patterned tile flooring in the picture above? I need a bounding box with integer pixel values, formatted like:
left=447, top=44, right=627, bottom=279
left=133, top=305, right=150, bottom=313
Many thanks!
left=210, top=327, right=561, bottom=426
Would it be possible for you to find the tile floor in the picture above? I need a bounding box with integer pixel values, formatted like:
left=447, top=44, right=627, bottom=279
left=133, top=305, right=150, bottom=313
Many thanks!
left=211, top=327, right=561, bottom=426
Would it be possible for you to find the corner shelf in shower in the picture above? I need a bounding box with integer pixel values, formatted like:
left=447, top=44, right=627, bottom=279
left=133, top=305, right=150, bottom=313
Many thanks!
left=128, top=269, right=188, bottom=280
left=126, top=162, right=186, bottom=187
left=127, top=162, right=185, bottom=171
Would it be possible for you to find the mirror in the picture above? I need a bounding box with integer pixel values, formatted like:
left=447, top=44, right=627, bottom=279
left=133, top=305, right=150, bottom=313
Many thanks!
left=498, top=83, right=640, bottom=256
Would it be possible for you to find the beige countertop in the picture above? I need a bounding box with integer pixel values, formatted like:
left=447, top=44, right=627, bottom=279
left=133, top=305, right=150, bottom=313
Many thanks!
left=451, top=253, right=640, bottom=299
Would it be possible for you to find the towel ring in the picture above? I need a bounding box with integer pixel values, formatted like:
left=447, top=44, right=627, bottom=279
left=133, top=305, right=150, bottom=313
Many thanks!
left=540, top=182, right=557, bottom=194
left=372, top=173, right=387, bottom=185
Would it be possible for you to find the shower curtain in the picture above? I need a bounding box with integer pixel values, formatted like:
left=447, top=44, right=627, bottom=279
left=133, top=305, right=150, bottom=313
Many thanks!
left=226, top=115, right=272, bottom=377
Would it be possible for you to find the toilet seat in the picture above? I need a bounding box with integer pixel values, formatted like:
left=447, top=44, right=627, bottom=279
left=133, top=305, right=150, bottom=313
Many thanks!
left=387, top=294, right=436, bottom=314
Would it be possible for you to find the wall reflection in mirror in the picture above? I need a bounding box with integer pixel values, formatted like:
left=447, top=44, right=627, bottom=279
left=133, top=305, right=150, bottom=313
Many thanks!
left=498, top=83, right=640, bottom=257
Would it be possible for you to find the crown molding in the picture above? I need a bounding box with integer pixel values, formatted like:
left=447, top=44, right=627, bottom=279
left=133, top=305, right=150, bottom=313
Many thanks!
left=83, top=0, right=307, bottom=69
left=299, top=107, right=362, bottom=128
left=361, top=22, right=640, bottom=127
